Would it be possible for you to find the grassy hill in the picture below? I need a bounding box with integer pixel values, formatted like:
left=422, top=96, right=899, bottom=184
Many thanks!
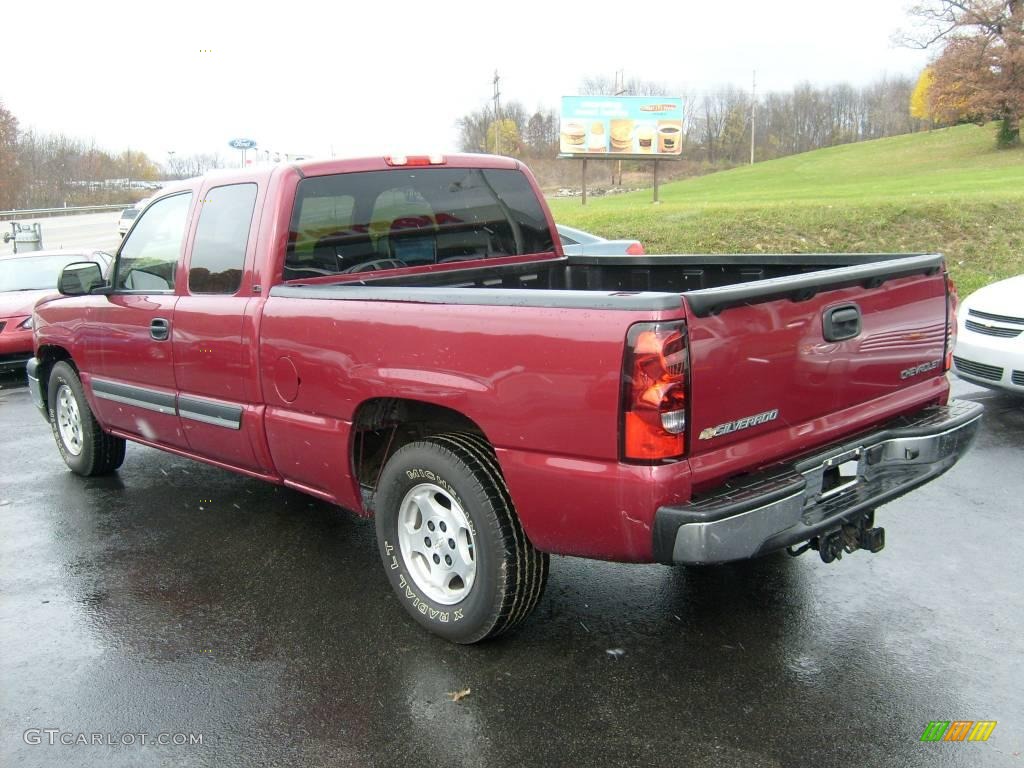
left=548, top=124, right=1024, bottom=295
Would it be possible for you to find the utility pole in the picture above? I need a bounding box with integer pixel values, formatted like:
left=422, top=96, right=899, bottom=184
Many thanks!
left=493, top=70, right=502, bottom=156
left=750, top=70, right=757, bottom=165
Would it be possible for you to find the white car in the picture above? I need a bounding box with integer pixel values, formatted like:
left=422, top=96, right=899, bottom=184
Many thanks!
left=952, top=274, right=1024, bottom=394
left=118, top=207, right=140, bottom=237
left=557, top=224, right=644, bottom=256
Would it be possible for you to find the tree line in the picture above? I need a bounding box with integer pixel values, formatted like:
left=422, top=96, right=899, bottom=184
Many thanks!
left=0, top=102, right=227, bottom=210
left=455, top=75, right=922, bottom=171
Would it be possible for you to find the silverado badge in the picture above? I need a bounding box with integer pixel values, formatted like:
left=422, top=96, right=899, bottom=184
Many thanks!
left=699, top=409, right=780, bottom=440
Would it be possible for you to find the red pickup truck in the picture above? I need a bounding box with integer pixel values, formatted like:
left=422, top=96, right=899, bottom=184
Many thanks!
left=27, top=154, right=982, bottom=643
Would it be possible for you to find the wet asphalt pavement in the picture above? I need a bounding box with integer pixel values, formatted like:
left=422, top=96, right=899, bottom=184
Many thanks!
left=1, top=372, right=1021, bottom=768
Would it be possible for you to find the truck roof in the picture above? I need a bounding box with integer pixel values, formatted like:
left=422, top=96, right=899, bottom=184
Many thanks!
left=295, top=153, right=522, bottom=178
left=160, top=153, right=524, bottom=196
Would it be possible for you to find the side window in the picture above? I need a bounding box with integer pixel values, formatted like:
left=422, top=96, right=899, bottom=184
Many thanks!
left=188, top=183, right=258, bottom=294
left=115, top=193, right=193, bottom=292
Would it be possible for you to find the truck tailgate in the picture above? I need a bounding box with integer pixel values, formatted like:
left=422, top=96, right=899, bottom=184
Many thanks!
left=683, top=266, right=948, bottom=475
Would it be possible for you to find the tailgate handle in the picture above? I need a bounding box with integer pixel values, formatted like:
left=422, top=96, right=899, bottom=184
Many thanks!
left=823, top=305, right=861, bottom=342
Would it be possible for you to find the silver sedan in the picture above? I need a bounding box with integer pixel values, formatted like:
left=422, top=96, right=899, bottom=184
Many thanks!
left=556, top=224, right=644, bottom=256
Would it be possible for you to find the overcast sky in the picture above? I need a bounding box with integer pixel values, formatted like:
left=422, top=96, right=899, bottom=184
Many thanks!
left=0, top=0, right=930, bottom=165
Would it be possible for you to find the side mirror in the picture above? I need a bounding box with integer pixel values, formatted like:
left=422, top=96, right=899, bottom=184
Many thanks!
left=58, top=262, right=105, bottom=296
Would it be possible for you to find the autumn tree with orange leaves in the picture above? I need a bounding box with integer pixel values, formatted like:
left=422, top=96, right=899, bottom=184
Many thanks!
left=901, top=1, right=1024, bottom=147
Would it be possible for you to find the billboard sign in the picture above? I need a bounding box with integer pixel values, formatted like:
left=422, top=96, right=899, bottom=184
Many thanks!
left=559, top=96, right=683, bottom=159
left=228, top=138, right=258, bottom=150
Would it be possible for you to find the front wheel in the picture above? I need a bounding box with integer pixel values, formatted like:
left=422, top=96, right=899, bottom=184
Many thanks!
left=374, top=432, right=548, bottom=643
left=47, top=361, right=126, bottom=476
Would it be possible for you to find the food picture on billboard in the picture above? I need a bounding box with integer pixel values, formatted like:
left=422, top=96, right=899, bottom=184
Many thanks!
left=637, top=124, right=657, bottom=153
left=657, top=121, right=683, bottom=153
left=559, top=96, right=684, bottom=158
left=560, top=121, right=586, bottom=153
left=610, top=120, right=634, bottom=153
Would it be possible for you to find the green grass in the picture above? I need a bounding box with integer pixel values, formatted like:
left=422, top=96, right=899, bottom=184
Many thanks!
left=548, top=124, right=1024, bottom=295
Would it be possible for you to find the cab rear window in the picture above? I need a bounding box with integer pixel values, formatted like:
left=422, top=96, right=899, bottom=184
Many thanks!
left=284, top=168, right=553, bottom=279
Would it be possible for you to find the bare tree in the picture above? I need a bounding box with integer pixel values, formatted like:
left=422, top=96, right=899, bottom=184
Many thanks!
left=697, top=90, right=732, bottom=163
left=524, top=108, right=559, bottom=157
left=0, top=101, right=20, bottom=209
left=579, top=75, right=668, bottom=96
left=457, top=107, right=494, bottom=154
left=165, top=152, right=225, bottom=179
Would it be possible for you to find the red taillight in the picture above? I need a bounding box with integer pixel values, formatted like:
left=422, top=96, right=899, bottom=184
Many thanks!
left=622, top=322, right=689, bottom=462
left=945, top=274, right=959, bottom=371
left=625, top=242, right=645, bottom=255
left=384, top=154, right=446, bottom=167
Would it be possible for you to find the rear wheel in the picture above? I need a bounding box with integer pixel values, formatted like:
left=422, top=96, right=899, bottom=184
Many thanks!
left=47, top=361, right=126, bottom=476
left=374, top=432, right=548, bottom=643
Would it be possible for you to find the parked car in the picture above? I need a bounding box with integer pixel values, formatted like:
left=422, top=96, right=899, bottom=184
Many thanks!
left=557, top=223, right=644, bottom=255
left=118, top=207, right=141, bottom=236
left=0, top=250, right=112, bottom=370
left=27, top=155, right=980, bottom=643
left=952, top=273, right=1024, bottom=394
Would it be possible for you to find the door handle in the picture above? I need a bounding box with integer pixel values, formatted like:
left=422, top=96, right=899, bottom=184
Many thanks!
left=150, top=317, right=170, bottom=341
left=823, top=305, right=861, bottom=342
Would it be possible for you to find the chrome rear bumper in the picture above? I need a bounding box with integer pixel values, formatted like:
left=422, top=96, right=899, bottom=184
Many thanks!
left=653, top=400, right=984, bottom=565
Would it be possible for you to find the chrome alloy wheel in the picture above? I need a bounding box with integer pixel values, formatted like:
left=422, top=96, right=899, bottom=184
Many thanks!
left=56, top=384, right=84, bottom=456
left=397, top=483, right=476, bottom=605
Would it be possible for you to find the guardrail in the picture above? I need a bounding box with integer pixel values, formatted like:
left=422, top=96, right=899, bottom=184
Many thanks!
left=0, top=204, right=131, bottom=221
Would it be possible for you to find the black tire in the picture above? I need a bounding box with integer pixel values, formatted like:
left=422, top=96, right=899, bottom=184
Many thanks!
left=374, top=432, right=548, bottom=643
left=47, top=361, right=126, bottom=476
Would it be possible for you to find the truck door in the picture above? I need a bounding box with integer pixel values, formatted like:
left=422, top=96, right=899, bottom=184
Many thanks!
left=172, top=181, right=271, bottom=473
left=89, top=191, right=193, bottom=449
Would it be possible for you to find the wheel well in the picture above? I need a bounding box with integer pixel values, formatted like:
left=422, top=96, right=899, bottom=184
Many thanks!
left=351, top=398, right=487, bottom=501
left=34, top=345, right=73, bottom=410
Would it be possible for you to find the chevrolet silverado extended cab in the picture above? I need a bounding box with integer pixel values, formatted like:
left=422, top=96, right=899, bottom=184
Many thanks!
left=27, top=154, right=982, bottom=643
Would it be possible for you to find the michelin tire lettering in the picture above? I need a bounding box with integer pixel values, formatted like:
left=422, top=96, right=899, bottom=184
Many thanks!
left=388, top=543, right=462, bottom=623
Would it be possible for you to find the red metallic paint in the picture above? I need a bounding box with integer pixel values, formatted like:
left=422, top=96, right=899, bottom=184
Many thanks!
left=683, top=274, right=949, bottom=461
left=91, top=293, right=187, bottom=448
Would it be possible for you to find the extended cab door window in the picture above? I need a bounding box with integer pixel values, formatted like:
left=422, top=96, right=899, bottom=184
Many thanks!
left=188, top=183, right=258, bottom=294
left=114, top=193, right=193, bottom=292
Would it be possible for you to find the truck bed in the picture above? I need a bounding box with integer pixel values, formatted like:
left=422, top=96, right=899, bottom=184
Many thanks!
left=271, top=250, right=952, bottom=497
left=273, top=252, right=943, bottom=315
